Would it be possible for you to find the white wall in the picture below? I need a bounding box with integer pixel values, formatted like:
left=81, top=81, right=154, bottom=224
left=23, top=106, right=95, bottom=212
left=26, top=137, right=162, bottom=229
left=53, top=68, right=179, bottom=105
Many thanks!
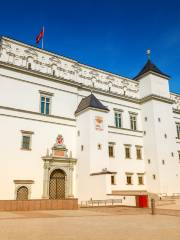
left=0, top=112, right=76, bottom=200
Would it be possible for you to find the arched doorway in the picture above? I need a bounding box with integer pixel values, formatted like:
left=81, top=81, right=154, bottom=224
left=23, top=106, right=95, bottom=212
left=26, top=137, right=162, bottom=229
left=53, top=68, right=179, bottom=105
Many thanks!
left=49, top=169, right=66, bottom=199
left=16, top=186, right=28, bottom=200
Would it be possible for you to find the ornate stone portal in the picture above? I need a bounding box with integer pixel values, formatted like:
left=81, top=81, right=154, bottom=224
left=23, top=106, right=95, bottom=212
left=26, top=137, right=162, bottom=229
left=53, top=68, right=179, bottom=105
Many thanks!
left=42, top=135, right=77, bottom=199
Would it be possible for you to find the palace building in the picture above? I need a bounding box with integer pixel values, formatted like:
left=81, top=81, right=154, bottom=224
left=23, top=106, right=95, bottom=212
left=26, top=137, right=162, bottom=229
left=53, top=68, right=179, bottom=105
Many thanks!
left=0, top=36, right=180, bottom=205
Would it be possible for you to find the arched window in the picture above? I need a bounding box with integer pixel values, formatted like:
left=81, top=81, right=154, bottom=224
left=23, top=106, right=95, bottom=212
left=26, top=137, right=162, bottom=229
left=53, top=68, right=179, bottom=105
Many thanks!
left=16, top=186, right=28, bottom=200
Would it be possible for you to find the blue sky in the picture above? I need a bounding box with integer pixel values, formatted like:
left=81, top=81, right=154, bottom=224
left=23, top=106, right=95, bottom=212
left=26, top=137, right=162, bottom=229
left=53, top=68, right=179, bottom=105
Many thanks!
left=1, top=0, right=180, bottom=93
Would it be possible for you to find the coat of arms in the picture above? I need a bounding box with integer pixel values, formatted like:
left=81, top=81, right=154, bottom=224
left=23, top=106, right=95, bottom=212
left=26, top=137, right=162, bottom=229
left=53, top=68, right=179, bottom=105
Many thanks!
left=95, top=116, right=103, bottom=131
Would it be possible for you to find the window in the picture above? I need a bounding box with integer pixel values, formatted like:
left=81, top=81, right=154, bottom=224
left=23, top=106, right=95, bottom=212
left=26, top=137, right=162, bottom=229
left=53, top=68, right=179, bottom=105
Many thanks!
left=81, top=145, right=84, bottom=151
left=14, top=180, right=34, bottom=200
left=138, top=176, right=144, bottom=185
left=40, top=95, right=51, bottom=115
left=114, top=111, right=122, bottom=128
left=125, top=145, right=131, bottom=159
left=21, top=130, right=33, bottom=150
left=126, top=175, right=132, bottom=185
left=148, top=159, right=151, bottom=164
left=129, top=113, right=137, bottom=130
left=28, top=63, right=32, bottom=70
left=108, top=144, right=114, bottom=157
left=162, top=160, right=165, bottom=165
left=39, top=91, right=54, bottom=115
left=153, top=174, right=156, bottom=180
left=111, top=175, right=116, bottom=185
left=98, top=144, right=102, bottom=150
left=178, top=151, right=180, bottom=163
left=136, top=146, right=142, bottom=160
left=52, top=70, right=56, bottom=76
left=176, top=123, right=180, bottom=138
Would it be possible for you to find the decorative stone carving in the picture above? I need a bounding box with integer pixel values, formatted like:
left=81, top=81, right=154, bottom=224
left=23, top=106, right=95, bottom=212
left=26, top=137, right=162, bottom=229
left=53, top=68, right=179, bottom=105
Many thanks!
left=0, top=37, right=142, bottom=99
left=42, top=134, right=77, bottom=199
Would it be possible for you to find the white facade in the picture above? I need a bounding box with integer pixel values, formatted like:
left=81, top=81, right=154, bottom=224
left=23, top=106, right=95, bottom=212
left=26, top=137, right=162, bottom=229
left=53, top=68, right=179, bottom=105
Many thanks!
left=0, top=36, right=180, bottom=202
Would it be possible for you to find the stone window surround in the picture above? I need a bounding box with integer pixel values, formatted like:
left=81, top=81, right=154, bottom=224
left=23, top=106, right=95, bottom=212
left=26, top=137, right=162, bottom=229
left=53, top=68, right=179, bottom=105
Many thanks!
left=176, top=122, right=180, bottom=139
left=178, top=151, right=180, bottom=162
left=108, top=142, right=115, bottom=158
left=137, top=173, right=145, bottom=185
left=125, top=172, right=134, bottom=185
left=129, top=111, right=138, bottom=131
left=39, top=90, right=54, bottom=115
left=21, top=130, right=34, bottom=151
left=135, top=145, right=143, bottom=160
left=14, top=180, right=34, bottom=200
left=124, top=144, right=131, bottom=159
left=111, top=174, right=116, bottom=185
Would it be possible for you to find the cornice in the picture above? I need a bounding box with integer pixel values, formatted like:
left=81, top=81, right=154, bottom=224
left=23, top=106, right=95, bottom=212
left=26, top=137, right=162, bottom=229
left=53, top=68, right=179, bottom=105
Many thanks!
left=135, top=70, right=170, bottom=81
left=109, top=125, right=143, bottom=133
left=90, top=171, right=117, bottom=176
left=42, top=156, right=77, bottom=163
left=140, top=94, right=174, bottom=104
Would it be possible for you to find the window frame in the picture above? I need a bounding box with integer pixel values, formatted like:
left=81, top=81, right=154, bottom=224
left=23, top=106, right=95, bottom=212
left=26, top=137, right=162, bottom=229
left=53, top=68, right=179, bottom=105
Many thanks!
left=176, top=123, right=180, bottom=139
left=114, top=111, right=122, bottom=128
left=136, top=145, right=143, bottom=160
left=137, top=175, right=144, bottom=185
left=124, top=144, right=131, bottom=159
left=178, top=151, right=180, bottom=163
left=129, top=112, right=138, bottom=131
left=126, top=175, right=133, bottom=185
left=39, top=91, right=54, bottom=115
left=21, top=130, right=34, bottom=151
left=108, top=142, right=115, bottom=158
left=111, top=175, right=116, bottom=185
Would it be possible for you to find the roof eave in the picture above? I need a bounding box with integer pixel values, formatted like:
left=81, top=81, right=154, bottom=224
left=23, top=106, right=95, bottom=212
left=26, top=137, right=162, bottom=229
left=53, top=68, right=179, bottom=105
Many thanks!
left=75, top=106, right=109, bottom=116
left=134, top=70, right=170, bottom=81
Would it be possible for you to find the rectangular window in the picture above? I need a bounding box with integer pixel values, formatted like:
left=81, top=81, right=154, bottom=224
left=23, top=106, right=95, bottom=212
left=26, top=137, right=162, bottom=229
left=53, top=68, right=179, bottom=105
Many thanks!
left=125, top=145, right=131, bottom=159
left=111, top=175, right=116, bottom=185
left=178, top=151, right=180, bottom=163
left=136, top=146, right=142, bottom=160
left=21, top=131, right=33, bottom=150
left=138, top=176, right=144, bottom=185
left=126, top=176, right=132, bottom=185
left=40, top=95, right=51, bottom=115
left=130, top=114, right=137, bottom=130
left=176, top=123, right=180, bottom=139
left=39, top=91, right=54, bottom=115
left=114, top=112, right=122, bottom=128
left=109, top=145, right=114, bottom=157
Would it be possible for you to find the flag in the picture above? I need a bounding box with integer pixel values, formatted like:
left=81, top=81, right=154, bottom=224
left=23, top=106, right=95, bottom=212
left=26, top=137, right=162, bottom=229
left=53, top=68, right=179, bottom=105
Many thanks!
left=36, top=27, right=44, bottom=44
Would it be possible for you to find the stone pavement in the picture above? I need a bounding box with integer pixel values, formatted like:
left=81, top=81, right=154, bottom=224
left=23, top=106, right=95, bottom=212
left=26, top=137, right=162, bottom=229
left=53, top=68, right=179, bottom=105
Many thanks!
left=157, top=198, right=180, bottom=210
left=0, top=207, right=180, bottom=240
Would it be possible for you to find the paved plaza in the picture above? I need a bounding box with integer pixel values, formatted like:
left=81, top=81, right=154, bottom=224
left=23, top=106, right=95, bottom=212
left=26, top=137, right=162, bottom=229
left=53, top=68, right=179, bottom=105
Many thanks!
left=0, top=207, right=180, bottom=240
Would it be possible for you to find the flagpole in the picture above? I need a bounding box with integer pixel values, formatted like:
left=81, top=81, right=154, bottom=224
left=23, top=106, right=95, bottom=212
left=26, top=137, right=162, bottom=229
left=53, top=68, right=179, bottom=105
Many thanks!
left=42, top=37, right=44, bottom=49
left=42, top=26, right=44, bottom=49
